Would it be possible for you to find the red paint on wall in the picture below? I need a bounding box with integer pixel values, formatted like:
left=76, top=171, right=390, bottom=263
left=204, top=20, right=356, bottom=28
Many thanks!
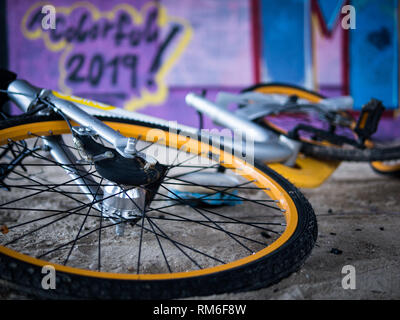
left=250, top=0, right=261, bottom=83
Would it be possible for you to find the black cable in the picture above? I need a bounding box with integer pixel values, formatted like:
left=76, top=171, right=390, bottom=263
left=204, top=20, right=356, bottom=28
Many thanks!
left=197, top=89, right=208, bottom=130
left=197, top=111, right=204, bottom=130
left=40, top=98, right=76, bottom=137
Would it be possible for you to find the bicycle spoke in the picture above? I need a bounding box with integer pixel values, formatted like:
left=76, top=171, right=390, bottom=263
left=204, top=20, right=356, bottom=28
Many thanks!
left=160, top=184, right=254, bottom=253
left=166, top=153, right=204, bottom=173
left=164, top=163, right=220, bottom=182
left=120, top=185, right=225, bottom=269
left=97, top=206, right=102, bottom=271
left=119, top=187, right=171, bottom=273
left=0, top=168, right=99, bottom=208
left=166, top=176, right=279, bottom=211
left=3, top=208, right=101, bottom=230
left=136, top=210, right=146, bottom=274
left=149, top=206, right=268, bottom=247
left=0, top=124, right=290, bottom=277
left=144, top=218, right=226, bottom=267
left=148, top=214, right=285, bottom=226
left=64, top=178, right=103, bottom=266
left=145, top=214, right=172, bottom=273
left=37, top=220, right=126, bottom=259
left=136, top=139, right=157, bottom=154
left=145, top=187, right=281, bottom=233
left=4, top=184, right=138, bottom=246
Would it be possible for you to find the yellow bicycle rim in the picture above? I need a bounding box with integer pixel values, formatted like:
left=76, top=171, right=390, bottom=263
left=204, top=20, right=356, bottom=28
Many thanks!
left=0, top=119, right=299, bottom=280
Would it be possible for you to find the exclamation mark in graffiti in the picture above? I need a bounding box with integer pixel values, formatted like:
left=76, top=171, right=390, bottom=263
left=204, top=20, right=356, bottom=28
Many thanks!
left=147, top=24, right=181, bottom=87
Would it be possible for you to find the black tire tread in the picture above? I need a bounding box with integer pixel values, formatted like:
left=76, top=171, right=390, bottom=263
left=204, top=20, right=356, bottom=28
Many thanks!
left=301, top=142, right=400, bottom=162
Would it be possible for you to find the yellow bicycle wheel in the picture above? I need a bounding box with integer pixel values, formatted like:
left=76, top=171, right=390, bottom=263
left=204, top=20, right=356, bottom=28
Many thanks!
left=0, top=114, right=317, bottom=299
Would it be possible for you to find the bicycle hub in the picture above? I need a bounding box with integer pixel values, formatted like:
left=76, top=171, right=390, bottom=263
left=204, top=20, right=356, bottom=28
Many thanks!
left=102, top=183, right=146, bottom=236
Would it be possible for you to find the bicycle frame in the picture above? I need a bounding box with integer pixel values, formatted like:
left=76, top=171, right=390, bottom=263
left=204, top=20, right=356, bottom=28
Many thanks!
left=0, top=76, right=320, bottom=298
left=4, top=77, right=341, bottom=189
left=7, top=80, right=156, bottom=163
left=184, top=92, right=343, bottom=188
left=6, top=79, right=300, bottom=166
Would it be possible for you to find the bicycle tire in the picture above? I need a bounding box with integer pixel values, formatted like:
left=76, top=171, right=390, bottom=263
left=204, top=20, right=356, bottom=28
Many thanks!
left=301, top=143, right=400, bottom=162
left=242, top=83, right=400, bottom=162
left=0, top=113, right=317, bottom=299
left=370, top=161, right=400, bottom=177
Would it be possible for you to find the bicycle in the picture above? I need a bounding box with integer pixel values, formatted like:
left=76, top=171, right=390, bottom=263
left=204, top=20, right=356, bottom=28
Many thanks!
left=0, top=69, right=317, bottom=299
left=185, top=84, right=400, bottom=185
left=242, top=84, right=400, bottom=177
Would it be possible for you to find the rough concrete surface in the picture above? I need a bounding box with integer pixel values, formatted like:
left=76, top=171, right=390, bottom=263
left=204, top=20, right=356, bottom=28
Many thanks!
left=197, top=162, right=400, bottom=300
left=1, top=162, right=399, bottom=300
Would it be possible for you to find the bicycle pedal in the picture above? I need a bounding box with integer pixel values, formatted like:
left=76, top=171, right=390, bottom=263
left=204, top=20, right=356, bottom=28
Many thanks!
left=354, top=98, right=385, bottom=143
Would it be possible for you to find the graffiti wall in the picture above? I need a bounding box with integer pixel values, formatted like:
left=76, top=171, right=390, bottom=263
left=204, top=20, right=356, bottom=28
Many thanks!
left=259, top=0, right=399, bottom=110
left=2, top=0, right=399, bottom=128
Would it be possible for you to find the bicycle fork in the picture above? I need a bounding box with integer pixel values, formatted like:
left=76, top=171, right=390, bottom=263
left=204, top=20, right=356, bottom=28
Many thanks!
left=6, top=79, right=161, bottom=236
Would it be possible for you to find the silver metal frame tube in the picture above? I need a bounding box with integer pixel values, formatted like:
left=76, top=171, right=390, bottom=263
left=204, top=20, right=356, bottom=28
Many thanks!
left=7, top=80, right=41, bottom=112
left=185, top=93, right=277, bottom=142
left=43, top=135, right=103, bottom=208
left=78, top=98, right=295, bottom=164
left=42, top=91, right=131, bottom=155
left=7, top=79, right=296, bottom=165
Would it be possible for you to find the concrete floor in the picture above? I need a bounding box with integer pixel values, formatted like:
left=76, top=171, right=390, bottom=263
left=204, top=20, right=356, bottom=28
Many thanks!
left=199, top=162, right=400, bottom=299
left=1, top=162, right=399, bottom=300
